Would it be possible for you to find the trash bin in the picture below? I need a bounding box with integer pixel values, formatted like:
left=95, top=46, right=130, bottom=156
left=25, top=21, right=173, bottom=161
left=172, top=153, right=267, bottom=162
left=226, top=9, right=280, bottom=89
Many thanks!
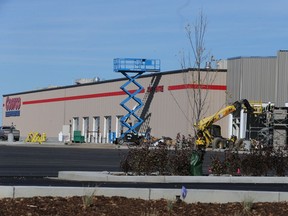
left=190, top=150, right=203, bottom=176
left=73, top=130, right=84, bottom=143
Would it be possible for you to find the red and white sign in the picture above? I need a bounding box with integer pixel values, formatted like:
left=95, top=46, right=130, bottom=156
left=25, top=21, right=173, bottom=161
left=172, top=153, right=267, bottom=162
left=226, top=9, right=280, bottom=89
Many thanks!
left=6, top=97, right=21, bottom=111
left=5, top=97, right=21, bottom=117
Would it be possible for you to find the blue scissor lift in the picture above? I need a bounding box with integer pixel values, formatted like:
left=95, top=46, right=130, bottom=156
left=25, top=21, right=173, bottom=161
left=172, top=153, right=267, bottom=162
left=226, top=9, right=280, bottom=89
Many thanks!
left=114, top=58, right=160, bottom=143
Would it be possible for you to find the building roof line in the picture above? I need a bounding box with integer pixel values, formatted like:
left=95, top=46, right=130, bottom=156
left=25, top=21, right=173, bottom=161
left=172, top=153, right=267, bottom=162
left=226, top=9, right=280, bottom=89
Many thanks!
left=3, top=68, right=226, bottom=97
left=228, top=56, right=276, bottom=60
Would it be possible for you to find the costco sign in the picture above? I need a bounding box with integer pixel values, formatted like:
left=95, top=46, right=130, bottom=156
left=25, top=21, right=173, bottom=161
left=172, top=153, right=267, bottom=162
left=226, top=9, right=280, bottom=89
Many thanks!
left=5, top=97, right=21, bottom=117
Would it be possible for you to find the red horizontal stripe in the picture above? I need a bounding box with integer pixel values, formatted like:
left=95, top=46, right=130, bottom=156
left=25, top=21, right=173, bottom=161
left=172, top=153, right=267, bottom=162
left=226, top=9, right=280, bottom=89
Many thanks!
left=22, top=83, right=225, bottom=106
left=168, top=84, right=226, bottom=91
left=23, top=89, right=145, bottom=105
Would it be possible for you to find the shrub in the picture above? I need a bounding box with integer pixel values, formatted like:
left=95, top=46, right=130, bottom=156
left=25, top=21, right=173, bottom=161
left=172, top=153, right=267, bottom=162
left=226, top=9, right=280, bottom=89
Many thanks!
left=170, top=133, right=195, bottom=175
left=120, top=136, right=288, bottom=176
left=169, top=148, right=193, bottom=175
left=175, top=133, right=195, bottom=149
left=223, top=151, right=242, bottom=176
left=209, top=146, right=288, bottom=176
left=210, top=154, right=226, bottom=175
left=240, top=148, right=272, bottom=176
left=209, top=151, right=242, bottom=176
left=120, top=133, right=196, bottom=176
left=120, top=146, right=168, bottom=175
left=271, top=147, right=288, bottom=176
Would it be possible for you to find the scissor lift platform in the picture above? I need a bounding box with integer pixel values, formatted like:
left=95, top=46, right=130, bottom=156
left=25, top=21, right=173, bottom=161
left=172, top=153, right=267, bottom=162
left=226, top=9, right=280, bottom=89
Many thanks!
left=114, top=58, right=160, bottom=73
left=114, top=58, right=160, bottom=140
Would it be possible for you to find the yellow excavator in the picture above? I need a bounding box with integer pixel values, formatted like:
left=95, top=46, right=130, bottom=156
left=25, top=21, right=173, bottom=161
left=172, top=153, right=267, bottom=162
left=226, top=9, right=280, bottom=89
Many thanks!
left=194, top=99, right=254, bottom=149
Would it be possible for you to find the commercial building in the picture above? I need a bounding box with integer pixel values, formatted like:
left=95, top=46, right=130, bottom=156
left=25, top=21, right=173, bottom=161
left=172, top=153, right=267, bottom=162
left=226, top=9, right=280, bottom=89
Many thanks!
left=2, top=68, right=227, bottom=143
left=3, top=50, right=287, bottom=145
left=227, top=50, right=288, bottom=106
left=227, top=50, right=288, bottom=148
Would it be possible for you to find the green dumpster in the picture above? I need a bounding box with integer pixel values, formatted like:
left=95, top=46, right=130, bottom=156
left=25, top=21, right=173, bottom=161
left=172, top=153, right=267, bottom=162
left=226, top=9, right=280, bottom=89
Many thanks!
left=190, top=151, right=203, bottom=176
left=73, top=130, right=84, bottom=143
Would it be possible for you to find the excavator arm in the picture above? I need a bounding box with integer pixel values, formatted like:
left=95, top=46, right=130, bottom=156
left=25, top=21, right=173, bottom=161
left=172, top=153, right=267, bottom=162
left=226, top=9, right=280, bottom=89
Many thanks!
left=194, top=99, right=254, bottom=148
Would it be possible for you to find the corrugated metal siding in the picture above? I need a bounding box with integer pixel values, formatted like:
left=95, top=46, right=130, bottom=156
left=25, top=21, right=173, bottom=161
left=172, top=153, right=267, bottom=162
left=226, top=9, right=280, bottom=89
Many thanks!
left=242, top=57, right=276, bottom=102
left=275, top=50, right=288, bottom=106
left=227, top=58, right=242, bottom=103
left=227, top=57, right=276, bottom=103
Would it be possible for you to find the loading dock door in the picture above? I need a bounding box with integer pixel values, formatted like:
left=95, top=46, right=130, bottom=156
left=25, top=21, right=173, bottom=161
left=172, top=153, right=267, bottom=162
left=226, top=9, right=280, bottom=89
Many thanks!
left=83, top=117, right=89, bottom=142
left=93, top=116, right=100, bottom=143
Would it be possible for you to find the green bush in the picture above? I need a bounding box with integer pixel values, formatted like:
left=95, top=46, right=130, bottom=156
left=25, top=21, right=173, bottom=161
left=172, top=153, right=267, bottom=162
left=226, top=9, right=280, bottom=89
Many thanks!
left=209, top=147, right=288, bottom=176
left=240, top=149, right=271, bottom=176
left=120, top=136, right=288, bottom=176
left=271, top=148, right=288, bottom=176
left=169, top=148, right=193, bottom=175
left=120, top=133, right=195, bottom=176
left=210, top=155, right=227, bottom=175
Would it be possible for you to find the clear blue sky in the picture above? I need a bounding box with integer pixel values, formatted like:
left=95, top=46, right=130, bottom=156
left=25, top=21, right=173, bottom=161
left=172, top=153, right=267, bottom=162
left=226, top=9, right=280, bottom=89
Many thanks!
left=0, top=0, right=287, bottom=96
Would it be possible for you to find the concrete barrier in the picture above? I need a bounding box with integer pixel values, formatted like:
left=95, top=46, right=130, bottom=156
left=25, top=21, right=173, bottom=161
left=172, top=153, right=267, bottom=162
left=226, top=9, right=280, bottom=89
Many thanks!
left=57, top=171, right=288, bottom=184
left=175, top=190, right=280, bottom=203
left=14, top=186, right=97, bottom=198
left=95, top=188, right=150, bottom=200
left=229, top=176, right=288, bottom=184
left=58, top=171, right=108, bottom=182
left=107, top=175, right=166, bottom=183
left=0, top=186, right=286, bottom=203
left=0, top=186, right=14, bottom=198
left=53, top=171, right=288, bottom=203
left=2, top=171, right=288, bottom=203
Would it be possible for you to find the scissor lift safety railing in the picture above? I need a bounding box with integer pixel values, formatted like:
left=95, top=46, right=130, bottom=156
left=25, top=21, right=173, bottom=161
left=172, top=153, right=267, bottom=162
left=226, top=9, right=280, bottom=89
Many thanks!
left=114, top=58, right=160, bottom=138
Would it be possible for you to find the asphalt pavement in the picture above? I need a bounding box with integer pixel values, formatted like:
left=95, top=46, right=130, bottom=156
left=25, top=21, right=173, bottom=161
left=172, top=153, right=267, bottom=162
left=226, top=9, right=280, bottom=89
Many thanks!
left=0, top=140, right=288, bottom=203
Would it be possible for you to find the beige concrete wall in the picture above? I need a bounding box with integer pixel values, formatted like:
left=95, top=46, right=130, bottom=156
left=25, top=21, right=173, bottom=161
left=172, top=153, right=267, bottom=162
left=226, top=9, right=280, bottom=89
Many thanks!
left=2, top=69, right=228, bottom=142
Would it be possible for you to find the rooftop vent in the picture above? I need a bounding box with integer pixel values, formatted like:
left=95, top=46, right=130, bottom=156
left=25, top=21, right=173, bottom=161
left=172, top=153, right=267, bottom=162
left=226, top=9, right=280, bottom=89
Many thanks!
left=75, top=77, right=101, bottom=85
left=216, top=60, right=227, bottom=69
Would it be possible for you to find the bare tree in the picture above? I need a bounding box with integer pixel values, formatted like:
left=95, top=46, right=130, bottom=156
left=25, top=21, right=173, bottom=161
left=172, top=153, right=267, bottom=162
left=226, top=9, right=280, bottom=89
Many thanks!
left=179, top=10, right=217, bottom=130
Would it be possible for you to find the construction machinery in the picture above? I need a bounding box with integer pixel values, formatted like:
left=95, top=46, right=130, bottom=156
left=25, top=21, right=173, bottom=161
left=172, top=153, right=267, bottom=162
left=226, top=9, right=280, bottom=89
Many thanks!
left=194, top=99, right=254, bottom=149
left=113, top=58, right=160, bottom=145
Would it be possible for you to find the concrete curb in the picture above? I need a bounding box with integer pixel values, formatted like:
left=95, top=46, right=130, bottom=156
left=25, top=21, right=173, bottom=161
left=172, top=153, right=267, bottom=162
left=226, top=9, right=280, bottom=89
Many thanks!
left=43, top=171, right=288, bottom=203
left=58, top=171, right=288, bottom=184
left=1, top=171, right=288, bottom=203
left=1, top=186, right=288, bottom=203
left=0, top=142, right=287, bottom=203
